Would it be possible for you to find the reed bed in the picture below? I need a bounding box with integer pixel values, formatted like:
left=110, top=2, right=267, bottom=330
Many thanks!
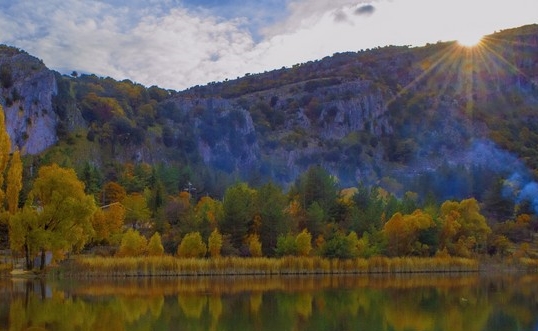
left=64, top=256, right=480, bottom=278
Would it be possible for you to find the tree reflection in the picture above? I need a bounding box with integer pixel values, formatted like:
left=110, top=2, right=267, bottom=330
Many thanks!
left=2, top=275, right=538, bottom=331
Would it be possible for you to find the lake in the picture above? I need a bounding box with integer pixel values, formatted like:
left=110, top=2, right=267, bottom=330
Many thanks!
left=1, top=274, right=537, bottom=331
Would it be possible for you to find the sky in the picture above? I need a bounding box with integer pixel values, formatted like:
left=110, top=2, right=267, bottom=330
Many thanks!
left=0, top=0, right=536, bottom=90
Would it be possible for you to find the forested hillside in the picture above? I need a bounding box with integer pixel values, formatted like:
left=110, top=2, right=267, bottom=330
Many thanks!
left=0, top=25, right=537, bottom=259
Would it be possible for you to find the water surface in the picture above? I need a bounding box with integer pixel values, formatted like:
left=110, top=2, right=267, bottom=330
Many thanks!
left=1, top=274, right=537, bottom=331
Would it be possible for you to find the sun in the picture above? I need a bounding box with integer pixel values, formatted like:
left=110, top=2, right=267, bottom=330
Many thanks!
left=457, top=33, right=484, bottom=47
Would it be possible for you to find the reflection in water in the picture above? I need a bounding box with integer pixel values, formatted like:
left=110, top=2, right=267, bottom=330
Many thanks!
left=1, top=274, right=537, bottom=331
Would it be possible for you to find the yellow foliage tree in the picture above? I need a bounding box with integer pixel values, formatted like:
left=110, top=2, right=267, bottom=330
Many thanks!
left=208, top=228, right=223, bottom=258
left=195, top=196, right=223, bottom=230
left=438, top=198, right=491, bottom=256
left=117, top=228, right=147, bottom=257
left=247, top=234, right=262, bottom=257
left=123, top=193, right=151, bottom=228
left=383, top=209, right=435, bottom=256
left=6, top=149, right=22, bottom=214
left=177, top=232, right=207, bottom=258
left=12, top=164, right=97, bottom=269
left=0, top=106, right=10, bottom=205
left=92, top=203, right=125, bottom=244
left=147, top=232, right=164, bottom=256
left=295, top=229, right=312, bottom=256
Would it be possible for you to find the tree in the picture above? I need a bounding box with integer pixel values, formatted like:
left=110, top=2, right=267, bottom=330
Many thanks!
left=275, top=233, right=298, bottom=257
left=80, top=162, right=103, bottom=196
left=246, top=234, right=262, bottom=257
left=438, top=198, right=491, bottom=256
left=101, top=181, right=127, bottom=205
left=13, top=164, right=97, bottom=269
left=177, top=232, right=207, bottom=258
left=123, top=193, right=151, bottom=228
left=221, top=183, right=256, bottom=249
left=194, top=196, right=223, bottom=239
left=256, top=182, right=290, bottom=256
left=9, top=206, right=40, bottom=269
left=383, top=209, right=435, bottom=256
left=6, top=149, right=22, bottom=214
left=319, top=230, right=358, bottom=259
left=0, top=106, right=11, bottom=205
left=147, top=232, right=164, bottom=256
left=296, top=229, right=313, bottom=256
left=92, top=203, right=125, bottom=244
left=208, top=229, right=223, bottom=258
left=117, top=228, right=147, bottom=257
left=350, top=184, right=386, bottom=234
left=294, top=165, right=339, bottom=221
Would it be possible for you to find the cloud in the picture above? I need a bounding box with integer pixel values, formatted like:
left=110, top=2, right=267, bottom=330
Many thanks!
left=1, top=0, right=536, bottom=91
left=261, top=0, right=373, bottom=37
left=333, top=9, right=349, bottom=23
left=355, top=4, right=376, bottom=16
left=0, top=0, right=258, bottom=90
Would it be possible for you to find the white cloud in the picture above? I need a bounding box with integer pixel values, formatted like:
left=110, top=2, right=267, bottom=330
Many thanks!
left=0, top=0, right=258, bottom=89
left=0, top=0, right=536, bottom=90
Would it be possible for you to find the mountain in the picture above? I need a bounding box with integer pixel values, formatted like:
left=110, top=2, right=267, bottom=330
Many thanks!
left=1, top=24, right=538, bottom=202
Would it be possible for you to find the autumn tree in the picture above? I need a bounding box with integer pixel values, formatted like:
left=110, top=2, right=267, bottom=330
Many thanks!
left=165, top=191, right=195, bottom=232
left=123, top=193, right=151, bottom=228
left=92, top=203, right=125, bottom=244
left=383, top=209, right=435, bottom=256
left=11, top=164, right=97, bottom=269
left=147, top=232, right=164, bottom=256
left=246, top=234, right=262, bottom=257
left=177, top=232, right=207, bottom=258
left=0, top=105, right=11, bottom=205
left=101, top=181, right=127, bottom=205
left=117, top=228, right=147, bottom=257
left=9, top=206, right=39, bottom=269
left=208, top=228, right=223, bottom=258
left=194, top=196, right=223, bottom=239
left=6, top=149, right=22, bottom=214
left=296, top=229, right=313, bottom=256
left=438, top=198, right=491, bottom=257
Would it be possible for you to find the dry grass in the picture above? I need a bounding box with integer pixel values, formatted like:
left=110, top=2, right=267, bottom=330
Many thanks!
left=64, top=256, right=480, bottom=278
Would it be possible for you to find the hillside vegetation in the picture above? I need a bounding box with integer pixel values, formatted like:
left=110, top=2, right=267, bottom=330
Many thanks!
left=0, top=25, right=537, bottom=266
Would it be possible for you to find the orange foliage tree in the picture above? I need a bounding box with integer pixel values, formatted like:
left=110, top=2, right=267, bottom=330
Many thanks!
left=383, top=209, right=435, bottom=256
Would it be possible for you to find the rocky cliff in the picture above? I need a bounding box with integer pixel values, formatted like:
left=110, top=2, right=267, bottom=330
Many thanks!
left=0, top=25, right=537, bottom=199
left=0, top=46, right=58, bottom=154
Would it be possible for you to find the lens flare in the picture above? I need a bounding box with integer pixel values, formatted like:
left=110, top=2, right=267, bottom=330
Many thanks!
left=457, top=33, right=484, bottom=47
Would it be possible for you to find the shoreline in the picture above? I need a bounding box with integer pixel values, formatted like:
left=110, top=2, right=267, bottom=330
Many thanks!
left=3, top=256, right=537, bottom=279
left=52, top=255, right=538, bottom=279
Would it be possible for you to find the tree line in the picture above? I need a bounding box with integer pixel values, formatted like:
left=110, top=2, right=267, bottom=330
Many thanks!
left=0, top=105, right=536, bottom=270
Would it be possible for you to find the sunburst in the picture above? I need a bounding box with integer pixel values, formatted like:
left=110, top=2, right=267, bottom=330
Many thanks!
left=457, top=34, right=484, bottom=48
